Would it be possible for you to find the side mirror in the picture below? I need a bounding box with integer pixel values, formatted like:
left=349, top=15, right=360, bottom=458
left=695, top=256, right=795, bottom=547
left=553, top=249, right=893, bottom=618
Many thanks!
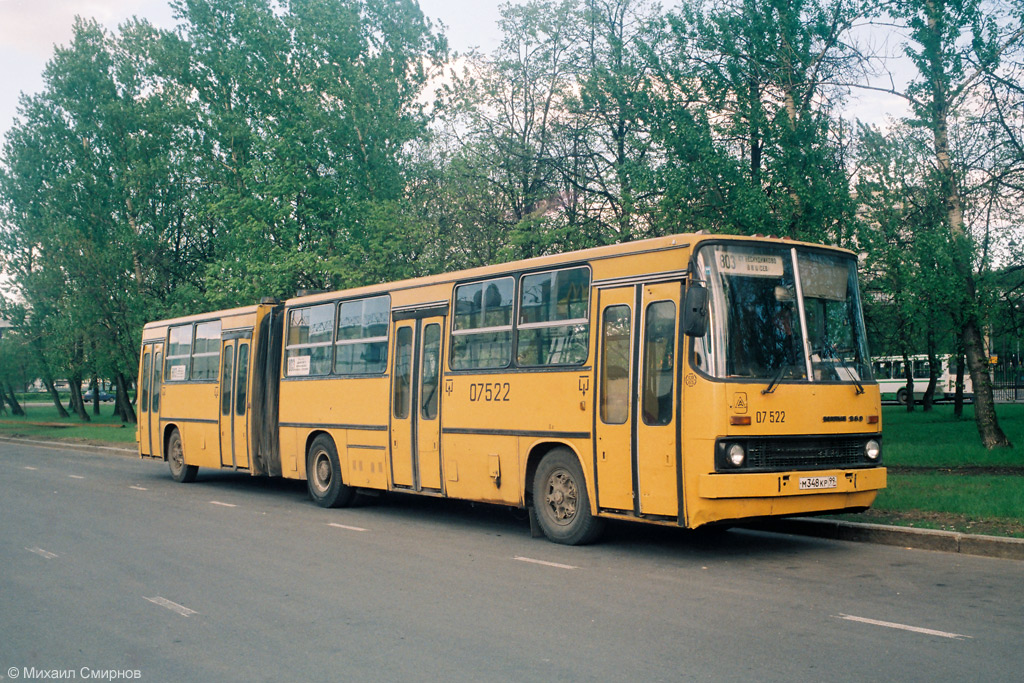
left=683, top=283, right=709, bottom=337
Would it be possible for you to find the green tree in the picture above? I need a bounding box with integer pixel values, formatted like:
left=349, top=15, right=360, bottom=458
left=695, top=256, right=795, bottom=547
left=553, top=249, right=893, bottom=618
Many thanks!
left=867, top=0, right=1024, bottom=448
left=655, top=0, right=864, bottom=241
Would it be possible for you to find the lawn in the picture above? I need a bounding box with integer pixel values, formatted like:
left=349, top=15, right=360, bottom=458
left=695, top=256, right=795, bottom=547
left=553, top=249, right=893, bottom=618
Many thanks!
left=0, top=401, right=136, bottom=445
left=837, top=403, right=1024, bottom=537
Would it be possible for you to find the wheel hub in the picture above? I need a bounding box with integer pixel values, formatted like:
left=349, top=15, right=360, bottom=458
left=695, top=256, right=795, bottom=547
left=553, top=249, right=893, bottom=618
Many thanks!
left=545, top=470, right=577, bottom=524
left=314, top=452, right=331, bottom=492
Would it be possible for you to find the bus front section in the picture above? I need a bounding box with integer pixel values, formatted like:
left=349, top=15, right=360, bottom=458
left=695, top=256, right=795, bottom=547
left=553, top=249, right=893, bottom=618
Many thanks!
left=684, top=239, right=885, bottom=528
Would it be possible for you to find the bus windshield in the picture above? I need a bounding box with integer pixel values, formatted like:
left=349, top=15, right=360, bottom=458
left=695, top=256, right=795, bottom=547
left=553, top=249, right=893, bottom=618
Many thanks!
left=693, top=243, right=872, bottom=385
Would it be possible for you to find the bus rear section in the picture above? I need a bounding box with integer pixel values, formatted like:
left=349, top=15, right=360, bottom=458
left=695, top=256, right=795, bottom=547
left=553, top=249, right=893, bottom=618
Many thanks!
left=136, top=303, right=281, bottom=480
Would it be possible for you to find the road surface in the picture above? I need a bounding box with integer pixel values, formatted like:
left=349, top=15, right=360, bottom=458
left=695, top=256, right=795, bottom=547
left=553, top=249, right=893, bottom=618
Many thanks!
left=1, top=440, right=1021, bottom=681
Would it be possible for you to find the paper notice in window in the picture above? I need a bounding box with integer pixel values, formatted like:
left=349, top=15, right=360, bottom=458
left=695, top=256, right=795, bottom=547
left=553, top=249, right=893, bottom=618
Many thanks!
left=288, top=355, right=311, bottom=376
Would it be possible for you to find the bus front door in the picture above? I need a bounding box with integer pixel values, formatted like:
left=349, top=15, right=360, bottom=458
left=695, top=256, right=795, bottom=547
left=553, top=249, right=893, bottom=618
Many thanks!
left=390, top=316, right=444, bottom=492
left=218, top=337, right=252, bottom=470
left=595, top=283, right=681, bottom=518
left=138, top=342, right=164, bottom=458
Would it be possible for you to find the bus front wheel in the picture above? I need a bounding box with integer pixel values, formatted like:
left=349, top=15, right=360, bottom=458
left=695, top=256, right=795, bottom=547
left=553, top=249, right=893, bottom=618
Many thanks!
left=306, top=435, right=356, bottom=508
left=167, top=429, right=198, bottom=483
left=896, top=388, right=910, bottom=405
left=532, top=449, right=604, bottom=545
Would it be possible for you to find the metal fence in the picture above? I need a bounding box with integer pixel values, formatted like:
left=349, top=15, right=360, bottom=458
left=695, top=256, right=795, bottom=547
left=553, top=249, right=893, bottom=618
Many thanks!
left=992, top=362, right=1024, bottom=402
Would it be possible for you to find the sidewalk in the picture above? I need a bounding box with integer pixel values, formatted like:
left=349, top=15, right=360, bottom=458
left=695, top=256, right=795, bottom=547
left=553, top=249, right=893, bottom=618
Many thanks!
left=749, top=517, right=1024, bottom=561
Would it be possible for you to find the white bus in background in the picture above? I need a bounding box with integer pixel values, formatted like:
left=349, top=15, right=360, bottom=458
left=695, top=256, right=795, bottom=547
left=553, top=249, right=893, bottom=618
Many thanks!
left=872, top=355, right=973, bottom=405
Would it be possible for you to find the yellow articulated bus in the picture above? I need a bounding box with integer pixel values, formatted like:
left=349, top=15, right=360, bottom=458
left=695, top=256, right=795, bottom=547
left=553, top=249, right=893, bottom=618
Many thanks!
left=137, top=233, right=885, bottom=544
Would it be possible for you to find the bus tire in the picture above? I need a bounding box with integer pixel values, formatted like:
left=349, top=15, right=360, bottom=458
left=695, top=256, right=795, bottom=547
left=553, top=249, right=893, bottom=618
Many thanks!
left=896, top=388, right=909, bottom=405
left=167, top=429, right=198, bottom=483
left=307, top=434, right=356, bottom=508
left=532, top=448, right=605, bottom=545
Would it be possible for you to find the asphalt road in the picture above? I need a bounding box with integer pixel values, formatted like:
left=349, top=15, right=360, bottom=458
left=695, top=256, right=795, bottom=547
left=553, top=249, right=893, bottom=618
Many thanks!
left=2, top=440, right=1022, bottom=682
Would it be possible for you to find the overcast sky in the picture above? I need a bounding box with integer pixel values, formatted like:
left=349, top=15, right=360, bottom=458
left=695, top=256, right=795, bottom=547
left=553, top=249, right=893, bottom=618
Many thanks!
left=0, top=0, right=904, bottom=144
left=0, top=0, right=518, bottom=141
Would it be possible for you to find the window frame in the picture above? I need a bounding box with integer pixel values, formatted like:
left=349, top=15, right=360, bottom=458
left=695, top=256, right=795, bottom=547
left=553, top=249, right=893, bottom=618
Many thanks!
left=284, top=303, right=336, bottom=378
left=515, top=265, right=591, bottom=367
left=447, top=264, right=594, bottom=373
left=164, top=324, right=194, bottom=383
left=191, top=320, right=222, bottom=381
left=164, top=320, right=222, bottom=384
left=450, top=276, right=516, bottom=371
left=334, top=294, right=391, bottom=377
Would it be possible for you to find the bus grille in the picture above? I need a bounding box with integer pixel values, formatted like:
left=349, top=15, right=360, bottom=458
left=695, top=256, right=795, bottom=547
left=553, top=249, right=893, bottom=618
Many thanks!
left=744, top=437, right=868, bottom=471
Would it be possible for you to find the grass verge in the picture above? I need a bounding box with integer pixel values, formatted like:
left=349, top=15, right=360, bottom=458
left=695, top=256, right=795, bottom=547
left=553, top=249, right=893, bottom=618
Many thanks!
left=834, top=403, right=1024, bottom=538
left=0, top=402, right=136, bottom=445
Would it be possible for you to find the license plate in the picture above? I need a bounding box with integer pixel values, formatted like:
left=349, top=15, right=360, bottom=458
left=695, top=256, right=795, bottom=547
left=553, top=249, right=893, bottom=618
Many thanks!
left=799, top=475, right=837, bottom=490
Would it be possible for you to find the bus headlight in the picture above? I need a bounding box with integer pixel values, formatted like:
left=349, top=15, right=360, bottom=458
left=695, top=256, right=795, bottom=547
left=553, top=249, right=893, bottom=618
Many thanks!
left=726, top=443, right=746, bottom=468
left=865, top=439, right=881, bottom=462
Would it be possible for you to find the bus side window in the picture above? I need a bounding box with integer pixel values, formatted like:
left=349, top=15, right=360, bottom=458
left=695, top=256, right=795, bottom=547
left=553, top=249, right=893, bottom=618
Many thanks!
left=141, top=352, right=152, bottom=410
left=393, top=327, right=413, bottom=419
left=642, top=301, right=676, bottom=426
left=152, top=352, right=162, bottom=412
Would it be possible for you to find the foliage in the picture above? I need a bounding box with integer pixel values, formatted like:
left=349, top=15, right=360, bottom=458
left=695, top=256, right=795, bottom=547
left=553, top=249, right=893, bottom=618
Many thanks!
left=0, top=0, right=1022, bottom=449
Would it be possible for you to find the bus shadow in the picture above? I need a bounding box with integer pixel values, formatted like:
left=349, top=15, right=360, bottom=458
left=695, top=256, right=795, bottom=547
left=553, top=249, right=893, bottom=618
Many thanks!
left=598, top=519, right=828, bottom=559
left=144, top=467, right=827, bottom=558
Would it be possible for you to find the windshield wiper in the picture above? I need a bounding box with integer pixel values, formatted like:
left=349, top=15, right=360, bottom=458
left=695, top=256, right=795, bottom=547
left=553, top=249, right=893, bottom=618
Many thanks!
left=833, top=350, right=865, bottom=395
left=762, top=363, right=793, bottom=394
left=817, top=344, right=865, bottom=395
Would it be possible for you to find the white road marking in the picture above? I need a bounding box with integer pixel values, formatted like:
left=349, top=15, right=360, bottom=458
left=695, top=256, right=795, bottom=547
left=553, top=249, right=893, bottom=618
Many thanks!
left=837, top=614, right=971, bottom=640
left=209, top=501, right=237, bottom=507
left=129, top=485, right=148, bottom=491
left=23, top=466, right=38, bottom=470
left=144, top=596, right=198, bottom=617
left=328, top=522, right=367, bottom=532
left=514, top=556, right=578, bottom=570
left=69, top=475, right=85, bottom=479
left=27, top=547, right=58, bottom=559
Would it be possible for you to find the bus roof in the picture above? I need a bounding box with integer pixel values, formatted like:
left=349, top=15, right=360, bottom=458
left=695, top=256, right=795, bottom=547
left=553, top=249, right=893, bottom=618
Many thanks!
left=285, top=232, right=854, bottom=308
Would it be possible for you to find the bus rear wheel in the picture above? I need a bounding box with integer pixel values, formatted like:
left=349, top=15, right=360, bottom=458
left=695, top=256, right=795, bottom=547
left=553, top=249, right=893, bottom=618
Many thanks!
left=532, top=449, right=604, bottom=545
left=167, top=429, right=197, bottom=483
left=896, top=388, right=909, bottom=405
left=306, top=434, right=356, bottom=508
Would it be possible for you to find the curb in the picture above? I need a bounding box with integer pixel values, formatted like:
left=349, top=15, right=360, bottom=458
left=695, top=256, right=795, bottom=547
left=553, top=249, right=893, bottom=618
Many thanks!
left=749, top=517, right=1024, bottom=561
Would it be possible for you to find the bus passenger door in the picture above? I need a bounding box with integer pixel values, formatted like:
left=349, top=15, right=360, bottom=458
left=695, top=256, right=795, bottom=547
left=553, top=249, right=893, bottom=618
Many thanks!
left=138, top=343, right=163, bottom=458
left=595, top=288, right=635, bottom=512
left=594, top=283, right=681, bottom=518
left=636, top=283, right=681, bottom=517
left=219, top=337, right=252, bottom=470
left=390, top=316, right=445, bottom=492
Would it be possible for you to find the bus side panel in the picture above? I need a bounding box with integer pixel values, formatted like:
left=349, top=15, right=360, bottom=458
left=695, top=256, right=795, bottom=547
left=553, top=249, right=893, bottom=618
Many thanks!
left=160, top=382, right=221, bottom=469
left=442, top=370, right=592, bottom=506
left=441, top=433, right=519, bottom=505
left=277, top=376, right=390, bottom=483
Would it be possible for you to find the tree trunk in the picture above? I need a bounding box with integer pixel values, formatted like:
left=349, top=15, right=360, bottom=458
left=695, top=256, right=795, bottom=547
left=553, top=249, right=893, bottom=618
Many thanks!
left=922, top=350, right=938, bottom=412
left=68, top=376, right=90, bottom=422
left=901, top=352, right=915, bottom=412
left=115, top=372, right=137, bottom=424
left=3, top=380, right=25, bottom=416
left=953, top=353, right=966, bottom=419
left=90, top=376, right=101, bottom=416
left=42, top=376, right=70, bottom=418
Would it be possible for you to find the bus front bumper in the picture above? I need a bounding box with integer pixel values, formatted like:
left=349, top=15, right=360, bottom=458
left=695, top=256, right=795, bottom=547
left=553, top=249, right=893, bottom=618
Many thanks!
left=698, top=467, right=887, bottom=499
